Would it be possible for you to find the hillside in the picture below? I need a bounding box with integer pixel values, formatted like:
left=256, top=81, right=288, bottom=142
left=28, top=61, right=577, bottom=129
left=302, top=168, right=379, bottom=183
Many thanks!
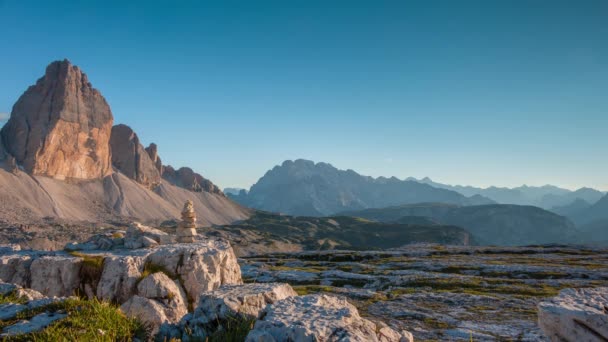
left=341, top=203, right=579, bottom=246
left=230, top=159, right=493, bottom=216
left=213, top=211, right=472, bottom=254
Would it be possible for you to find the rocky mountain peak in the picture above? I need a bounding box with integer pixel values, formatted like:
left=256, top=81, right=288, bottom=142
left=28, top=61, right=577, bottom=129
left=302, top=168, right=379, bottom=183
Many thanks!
left=0, top=59, right=113, bottom=180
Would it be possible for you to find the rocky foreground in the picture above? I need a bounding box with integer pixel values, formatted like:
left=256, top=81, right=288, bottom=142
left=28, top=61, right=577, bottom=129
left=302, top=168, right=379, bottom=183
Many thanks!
left=0, top=227, right=412, bottom=341
left=240, top=244, right=608, bottom=341
left=1, top=225, right=607, bottom=341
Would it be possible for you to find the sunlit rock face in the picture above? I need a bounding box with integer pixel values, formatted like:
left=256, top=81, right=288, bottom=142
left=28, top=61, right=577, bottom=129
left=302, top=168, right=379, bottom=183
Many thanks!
left=1, top=59, right=113, bottom=180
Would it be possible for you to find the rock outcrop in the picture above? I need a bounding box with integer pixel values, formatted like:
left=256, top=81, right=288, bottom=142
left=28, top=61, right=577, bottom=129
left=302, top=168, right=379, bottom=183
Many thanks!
left=246, top=294, right=411, bottom=342
left=110, top=124, right=161, bottom=189
left=0, top=59, right=113, bottom=180
left=0, top=240, right=242, bottom=308
left=163, top=166, right=223, bottom=195
left=145, top=143, right=163, bottom=174
left=538, top=287, right=608, bottom=342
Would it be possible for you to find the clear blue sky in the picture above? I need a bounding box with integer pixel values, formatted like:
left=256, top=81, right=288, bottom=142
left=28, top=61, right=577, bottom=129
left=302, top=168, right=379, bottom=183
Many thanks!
left=1, top=1, right=606, bottom=191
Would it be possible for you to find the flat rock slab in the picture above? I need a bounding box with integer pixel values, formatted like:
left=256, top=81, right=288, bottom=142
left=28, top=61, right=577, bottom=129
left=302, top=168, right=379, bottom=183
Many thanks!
left=1, top=312, right=67, bottom=336
left=246, top=294, right=411, bottom=342
left=0, top=297, right=67, bottom=321
left=538, top=287, right=608, bottom=342
left=195, top=283, right=297, bottom=324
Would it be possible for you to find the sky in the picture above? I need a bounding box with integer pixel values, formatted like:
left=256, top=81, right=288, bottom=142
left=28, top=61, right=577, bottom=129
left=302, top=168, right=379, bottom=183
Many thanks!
left=0, top=1, right=606, bottom=191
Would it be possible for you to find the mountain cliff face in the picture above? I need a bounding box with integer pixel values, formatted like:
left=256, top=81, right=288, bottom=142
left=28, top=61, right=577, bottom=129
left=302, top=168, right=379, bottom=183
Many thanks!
left=230, top=159, right=493, bottom=216
left=110, top=124, right=162, bottom=189
left=1, top=60, right=113, bottom=180
left=341, top=203, right=579, bottom=246
left=0, top=60, right=247, bottom=226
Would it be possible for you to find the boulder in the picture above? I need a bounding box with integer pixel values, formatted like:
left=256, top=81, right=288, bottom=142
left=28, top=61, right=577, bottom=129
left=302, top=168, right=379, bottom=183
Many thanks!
left=246, top=294, right=410, bottom=342
left=194, top=283, right=297, bottom=324
left=538, top=287, right=608, bottom=342
left=145, top=240, right=242, bottom=303
left=0, top=59, right=113, bottom=180
left=120, top=295, right=168, bottom=334
left=137, top=272, right=188, bottom=322
left=30, top=256, right=82, bottom=297
left=110, top=124, right=161, bottom=188
left=96, top=255, right=144, bottom=303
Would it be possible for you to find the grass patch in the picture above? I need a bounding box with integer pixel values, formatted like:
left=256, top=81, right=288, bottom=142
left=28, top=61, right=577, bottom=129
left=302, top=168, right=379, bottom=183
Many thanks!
left=269, top=265, right=329, bottom=273
left=404, top=277, right=562, bottom=298
left=0, top=291, right=29, bottom=305
left=292, top=285, right=335, bottom=295
left=6, top=297, right=147, bottom=341
left=205, top=315, right=255, bottom=342
left=138, top=261, right=176, bottom=282
left=423, top=317, right=453, bottom=330
left=68, top=251, right=105, bottom=297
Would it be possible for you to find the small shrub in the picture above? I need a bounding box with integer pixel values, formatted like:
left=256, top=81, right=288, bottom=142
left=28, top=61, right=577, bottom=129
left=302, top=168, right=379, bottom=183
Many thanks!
left=207, top=315, right=255, bottom=342
left=138, top=261, right=176, bottom=282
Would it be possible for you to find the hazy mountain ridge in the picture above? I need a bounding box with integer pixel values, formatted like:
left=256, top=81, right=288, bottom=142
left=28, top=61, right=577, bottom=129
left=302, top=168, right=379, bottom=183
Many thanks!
left=414, top=177, right=605, bottom=209
left=230, top=159, right=494, bottom=216
left=341, top=203, right=579, bottom=246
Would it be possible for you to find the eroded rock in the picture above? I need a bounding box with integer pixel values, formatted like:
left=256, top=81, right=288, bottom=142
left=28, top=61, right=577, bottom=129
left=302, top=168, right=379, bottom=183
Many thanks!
left=195, top=283, right=297, bottom=324
left=538, top=287, right=608, bottom=342
left=110, top=124, right=161, bottom=188
left=137, top=272, right=188, bottom=322
left=246, top=294, right=410, bottom=342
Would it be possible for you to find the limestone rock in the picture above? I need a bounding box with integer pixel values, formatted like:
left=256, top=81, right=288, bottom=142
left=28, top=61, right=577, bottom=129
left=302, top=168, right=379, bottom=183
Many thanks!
left=246, top=294, right=410, bottom=342
left=120, top=295, right=168, bottom=334
left=146, top=240, right=242, bottom=304
left=0, top=59, right=113, bottom=180
left=96, top=255, right=144, bottom=303
left=538, top=287, right=608, bottom=342
left=110, top=124, right=161, bottom=188
left=0, top=255, right=32, bottom=287
left=194, top=283, right=297, bottom=324
left=137, top=272, right=188, bottom=322
left=163, top=165, right=223, bottom=195
left=1, top=312, right=68, bottom=337
left=30, top=256, right=82, bottom=297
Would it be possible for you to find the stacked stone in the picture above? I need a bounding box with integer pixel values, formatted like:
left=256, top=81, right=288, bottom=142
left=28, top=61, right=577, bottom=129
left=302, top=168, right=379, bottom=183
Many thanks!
left=177, top=200, right=197, bottom=243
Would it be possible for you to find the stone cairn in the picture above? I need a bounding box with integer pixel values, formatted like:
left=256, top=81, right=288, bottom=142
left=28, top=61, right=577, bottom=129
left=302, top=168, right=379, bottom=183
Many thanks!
left=177, top=200, right=197, bottom=243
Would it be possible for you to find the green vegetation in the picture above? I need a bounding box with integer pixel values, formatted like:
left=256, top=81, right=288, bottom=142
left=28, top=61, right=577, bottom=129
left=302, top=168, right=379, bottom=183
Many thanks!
left=3, top=297, right=147, bottom=341
left=0, top=291, right=28, bottom=305
left=68, top=251, right=106, bottom=297
left=139, top=260, right=176, bottom=282
left=206, top=315, right=255, bottom=342
left=403, top=277, right=563, bottom=298
left=292, top=285, right=335, bottom=295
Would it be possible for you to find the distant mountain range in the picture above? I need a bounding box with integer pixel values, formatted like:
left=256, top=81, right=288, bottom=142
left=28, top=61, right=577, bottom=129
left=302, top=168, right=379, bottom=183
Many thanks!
left=412, top=177, right=605, bottom=209
left=229, top=159, right=494, bottom=216
left=341, top=203, right=579, bottom=246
